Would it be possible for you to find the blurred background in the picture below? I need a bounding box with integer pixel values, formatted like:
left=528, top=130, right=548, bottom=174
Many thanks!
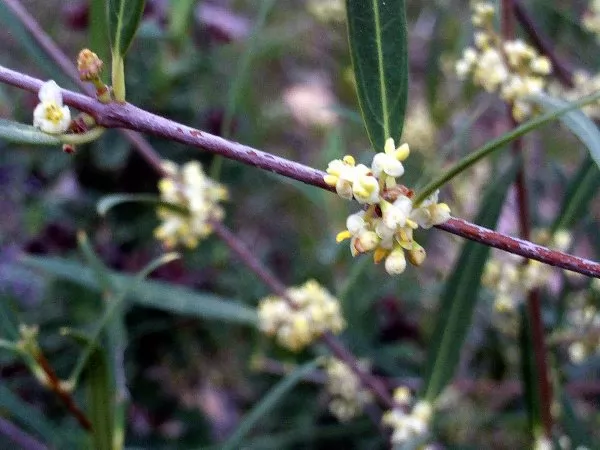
left=0, top=0, right=599, bottom=448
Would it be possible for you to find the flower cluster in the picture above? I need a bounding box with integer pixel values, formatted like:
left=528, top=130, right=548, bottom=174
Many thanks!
left=307, top=0, right=345, bottom=23
left=324, top=138, right=450, bottom=276
left=565, top=280, right=600, bottom=364
left=482, top=258, right=548, bottom=313
left=382, top=387, right=433, bottom=445
left=482, top=229, right=572, bottom=314
left=550, top=70, right=600, bottom=119
left=455, top=1, right=552, bottom=121
left=155, top=160, right=228, bottom=249
left=401, top=101, right=438, bottom=155
left=583, top=0, right=600, bottom=38
left=257, top=280, right=345, bottom=351
left=324, top=357, right=373, bottom=422
left=33, top=80, right=71, bottom=134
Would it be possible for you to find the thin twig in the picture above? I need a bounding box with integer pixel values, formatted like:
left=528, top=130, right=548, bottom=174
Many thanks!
left=34, top=352, right=92, bottom=430
left=212, top=222, right=395, bottom=410
left=0, top=416, right=49, bottom=450
left=1, top=66, right=599, bottom=277
left=0, top=1, right=395, bottom=423
left=1, top=0, right=90, bottom=93
left=513, top=0, right=574, bottom=87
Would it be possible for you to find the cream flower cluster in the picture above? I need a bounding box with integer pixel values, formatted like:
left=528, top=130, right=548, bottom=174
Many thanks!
left=565, top=280, right=600, bottom=364
left=401, top=101, right=438, bottom=155
left=324, top=138, right=451, bottom=276
left=324, top=357, right=373, bottom=422
left=307, top=0, right=345, bottom=23
left=550, top=70, right=600, bottom=119
left=482, top=259, right=548, bottom=313
left=33, top=80, right=71, bottom=134
left=583, top=0, right=600, bottom=38
left=257, top=280, right=345, bottom=352
left=382, top=387, right=433, bottom=445
left=155, top=160, right=228, bottom=249
left=455, top=1, right=552, bottom=121
left=482, top=229, right=571, bottom=313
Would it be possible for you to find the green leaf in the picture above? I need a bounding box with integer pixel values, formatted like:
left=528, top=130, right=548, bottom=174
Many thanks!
left=519, top=305, right=542, bottom=437
left=85, top=347, right=114, bottom=450
left=221, top=359, right=320, bottom=450
left=531, top=93, right=600, bottom=171
left=21, top=256, right=258, bottom=326
left=422, top=165, right=517, bottom=402
left=90, top=0, right=110, bottom=83
left=168, top=0, right=197, bottom=45
left=107, top=0, right=146, bottom=57
left=414, top=90, right=600, bottom=204
left=97, top=193, right=189, bottom=216
left=346, top=0, right=408, bottom=151
left=0, top=119, right=62, bottom=146
left=551, top=155, right=600, bottom=233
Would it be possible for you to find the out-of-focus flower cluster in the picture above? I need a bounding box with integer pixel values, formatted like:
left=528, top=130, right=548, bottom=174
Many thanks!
left=257, top=280, right=345, bottom=351
left=324, top=138, right=451, bottom=276
left=583, top=0, right=600, bottom=38
left=307, top=0, right=345, bottom=23
left=324, top=357, right=373, bottom=422
left=455, top=1, right=552, bottom=121
left=401, top=101, right=438, bottom=156
left=550, top=70, right=600, bottom=119
left=482, top=229, right=572, bottom=314
left=33, top=80, right=71, bottom=134
left=382, top=387, right=433, bottom=445
left=155, top=160, right=228, bottom=249
left=564, top=279, right=600, bottom=364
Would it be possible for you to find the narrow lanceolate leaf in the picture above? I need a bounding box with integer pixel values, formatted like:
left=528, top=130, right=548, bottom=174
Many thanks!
left=222, top=360, right=320, bottom=450
left=89, top=0, right=110, bottom=82
left=21, top=256, right=258, bottom=326
left=346, top=0, right=408, bottom=151
left=97, top=193, right=189, bottom=217
left=551, top=155, right=600, bottom=233
left=107, top=0, right=146, bottom=57
left=85, top=347, right=113, bottom=450
left=0, top=119, right=61, bottom=146
left=519, top=305, right=542, bottom=437
left=422, top=165, right=517, bottom=402
left=531, top=93, right=600, bottom=170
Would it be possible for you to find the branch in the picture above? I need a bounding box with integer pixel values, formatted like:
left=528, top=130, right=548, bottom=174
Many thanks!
left=0, top=64, right=599, bottom=278
left=513, top=0, right=574, bottom=87
left=34, top=352, right=92, bottom=431
left=212, top=222, right=395, bottom=410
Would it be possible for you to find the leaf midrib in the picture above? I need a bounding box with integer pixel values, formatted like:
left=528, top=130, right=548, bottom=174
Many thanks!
left=372, top=0, right=389, bottom=143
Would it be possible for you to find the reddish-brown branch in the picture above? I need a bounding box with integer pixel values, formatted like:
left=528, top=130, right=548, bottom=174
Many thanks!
left=34, top=352, right=92, bottom=431
left=212, top=222, right=395, bottom=410
left=513, top=0, right=574, bottom=87
left=1, top=65, right=599, bottom=277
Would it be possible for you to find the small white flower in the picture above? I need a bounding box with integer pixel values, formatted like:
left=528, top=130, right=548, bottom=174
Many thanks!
left=371, top=138, right=410, bottom=178
left=33, top=80, right=71, bottom=134
left=352, top=165, right=380, bottom=204
left=381, top=196, right=412, bottom=229
left=385, top=247, right=407, bottom=275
